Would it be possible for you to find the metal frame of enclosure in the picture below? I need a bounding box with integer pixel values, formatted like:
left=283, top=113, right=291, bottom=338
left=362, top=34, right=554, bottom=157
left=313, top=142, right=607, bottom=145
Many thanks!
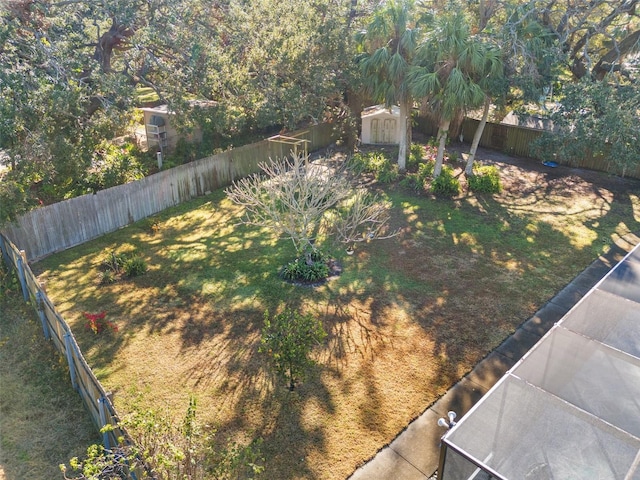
left=267, top=132, right=311, bottom=158
left=438, top=243, right=640, bottom=480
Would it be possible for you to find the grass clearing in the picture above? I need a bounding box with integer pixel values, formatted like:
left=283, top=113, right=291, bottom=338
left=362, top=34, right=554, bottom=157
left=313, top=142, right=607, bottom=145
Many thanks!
left=0, top=278, right=99, bottom=479
left=32, top=149, right=640, bottom=479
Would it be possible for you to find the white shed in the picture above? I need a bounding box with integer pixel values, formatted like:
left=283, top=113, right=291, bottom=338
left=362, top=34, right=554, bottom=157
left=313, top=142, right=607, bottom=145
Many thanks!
left=361, top=105, right=401, bottom=145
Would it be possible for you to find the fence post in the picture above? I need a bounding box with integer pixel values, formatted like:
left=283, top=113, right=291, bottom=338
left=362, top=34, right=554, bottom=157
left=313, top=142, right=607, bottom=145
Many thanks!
left=16, top=250, right=29, bottom=302
left=35, top=290, right=51, bottom=340
left=98, top=396, right=111, bottom=450
left=63, top=332, right=78, bottom=391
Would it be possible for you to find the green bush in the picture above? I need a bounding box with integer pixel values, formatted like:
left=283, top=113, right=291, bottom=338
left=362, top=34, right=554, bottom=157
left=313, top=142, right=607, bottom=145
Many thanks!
left=101, top=250, right=126, bottom=274
left=123, top=255, right=148, bottom=277
left=346, top=153, right=369, bottom=174
left=367, top=152, right=388, bottom=171
left=98, top=270, right=117, bottom=285
left=408, top=143, right=425, bottom=170
left=374, top=162, right=399, bottom=183
left=260, top=308, right=327, bottom=390
left=468, top=165, right=502, bottom=194
left=417, top=161, right=435, bottom=183
left=85, top=141, right=150, bottom=192
left=399, top=173, right=423, bottom=191
left=281, top=257, right=329, bottom=283
left=347, top=151, right=397, bottom=181
left=0, top=262, right=18, bottom=298
left=281, top=247, right=331, bottom=283
left=430, top=166, right=461, bottom=197
left=142, top=218, right=160, bottom=235
left=400, top=160, right=437, bottom=192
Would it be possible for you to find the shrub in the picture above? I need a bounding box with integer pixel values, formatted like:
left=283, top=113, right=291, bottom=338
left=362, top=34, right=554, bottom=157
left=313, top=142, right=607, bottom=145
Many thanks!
left=347, top=151, right=397, bottom=181
left=399, top=173, right=423, bottom=191
left=85, top=141, right=150, bottom=192
left=417, top=161, right=435, bottom=183
left=467, top=165, right=503, bottom=194
left=62, top=397, right=264, bottom=479
left=0, top=262, right=18, bottom=297
left=367, top=152, right=388, bottom=171
left=98, top=270, right=117, bottom=285
left=281, top=256, right=330, bottom=283
left=374, top=162, right=399, bottom=183
left=346, top=153, right=369, bottom=174
left=399, top=160, right=437, bottom=192
left=101, top=250, right=126, bottom=274
left=430, top=166, right=461, bottom=197
left=123, top=256, right=147, bottom=277
left=260, top=308, right=327, bottom=390
left=83, top=311, right=118, bottom=334
left=408, top=143, right=425, bottom=170
left=141, top=218, right=160, bottom=235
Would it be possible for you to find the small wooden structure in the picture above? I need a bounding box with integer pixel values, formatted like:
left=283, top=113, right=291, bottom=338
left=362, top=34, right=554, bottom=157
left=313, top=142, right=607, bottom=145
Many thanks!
left=361, top=105, right=401, bottom=145
left=267, top=131, right=311, bottom=158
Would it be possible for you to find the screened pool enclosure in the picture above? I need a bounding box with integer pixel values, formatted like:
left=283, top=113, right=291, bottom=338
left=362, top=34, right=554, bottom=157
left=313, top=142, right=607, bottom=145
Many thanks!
left=438, top=244, right=640, bottom=480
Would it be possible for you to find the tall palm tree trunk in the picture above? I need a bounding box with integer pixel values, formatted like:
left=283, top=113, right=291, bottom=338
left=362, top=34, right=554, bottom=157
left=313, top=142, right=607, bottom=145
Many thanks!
left=465, top=96, right=490, bottom=175
left=434, top=118, right=450, bottom=177
left=398, top=100, right=410, bottom=171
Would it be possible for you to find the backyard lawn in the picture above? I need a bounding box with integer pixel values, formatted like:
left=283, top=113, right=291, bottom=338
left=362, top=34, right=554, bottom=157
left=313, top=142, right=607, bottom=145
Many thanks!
left=33, top=146, right=640, bottom=479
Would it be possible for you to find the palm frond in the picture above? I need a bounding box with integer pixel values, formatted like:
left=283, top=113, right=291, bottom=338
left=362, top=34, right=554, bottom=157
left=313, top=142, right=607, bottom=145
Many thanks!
left=388, top=52, right=408, bottom=82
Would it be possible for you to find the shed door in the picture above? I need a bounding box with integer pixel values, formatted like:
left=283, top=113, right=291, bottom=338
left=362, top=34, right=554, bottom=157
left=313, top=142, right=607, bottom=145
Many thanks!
left=383, top=118, right=396, bottom=144
left=371, top=119, right=381, bottom=143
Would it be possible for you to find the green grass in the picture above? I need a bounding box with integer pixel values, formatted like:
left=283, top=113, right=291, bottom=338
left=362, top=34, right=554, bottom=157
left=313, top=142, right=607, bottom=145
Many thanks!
left=135, top=87, right=160, bottom=105
left=0, top=272, right=100, bottom=479
left=31, top=157, right=640, bottom=480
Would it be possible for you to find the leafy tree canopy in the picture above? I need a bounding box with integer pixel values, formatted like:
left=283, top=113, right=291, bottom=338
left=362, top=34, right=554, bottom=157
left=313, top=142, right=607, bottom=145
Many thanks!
left=0, top=0, right=376, bottom=223
left=531, top=78, right=640, bottom=177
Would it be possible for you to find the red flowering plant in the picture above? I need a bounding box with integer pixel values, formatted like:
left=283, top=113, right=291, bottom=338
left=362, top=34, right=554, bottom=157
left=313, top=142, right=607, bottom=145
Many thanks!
left=83, top=311, right=118, bottom=334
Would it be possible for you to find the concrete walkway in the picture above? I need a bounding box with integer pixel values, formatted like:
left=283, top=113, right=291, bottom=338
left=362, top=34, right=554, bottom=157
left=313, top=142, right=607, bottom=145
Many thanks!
left=348, top=233, right=639, bottom=480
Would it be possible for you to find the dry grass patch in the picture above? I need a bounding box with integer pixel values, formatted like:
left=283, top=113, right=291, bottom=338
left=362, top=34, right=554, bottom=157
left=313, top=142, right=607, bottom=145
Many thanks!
left=0, top=287, right=99, bottom=479
left=33, top=149, right=640, bottom=479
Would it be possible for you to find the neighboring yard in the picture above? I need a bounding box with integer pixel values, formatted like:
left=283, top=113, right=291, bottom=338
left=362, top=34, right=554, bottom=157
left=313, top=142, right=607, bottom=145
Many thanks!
left=32, top=146, right=640, bottom=480
left=0, top=285, right=99, bottom=479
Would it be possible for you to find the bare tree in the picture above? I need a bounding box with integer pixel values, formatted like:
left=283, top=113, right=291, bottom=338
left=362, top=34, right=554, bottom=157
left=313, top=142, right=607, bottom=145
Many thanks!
left=225, top=154, right=396, bottom=258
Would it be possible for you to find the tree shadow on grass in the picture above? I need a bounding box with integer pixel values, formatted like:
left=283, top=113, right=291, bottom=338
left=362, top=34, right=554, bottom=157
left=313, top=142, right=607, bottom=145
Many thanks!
left=402, top=147, right=640, bottom=416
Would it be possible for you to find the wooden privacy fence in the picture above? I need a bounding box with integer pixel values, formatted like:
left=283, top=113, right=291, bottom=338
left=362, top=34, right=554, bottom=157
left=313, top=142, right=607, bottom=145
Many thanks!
left=0, top=233, right=146, bottom=476
left=1, top=123, right=338, bottom=262
left=416, top=115, right=640, bottom=180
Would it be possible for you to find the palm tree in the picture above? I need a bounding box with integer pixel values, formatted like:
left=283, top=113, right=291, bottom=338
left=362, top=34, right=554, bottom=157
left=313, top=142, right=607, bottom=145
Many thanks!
left=409, top=9, right=502, bottom=177
left=355, top=0, right=420, bottom=171
left=464, top=2, right=560, bottom=175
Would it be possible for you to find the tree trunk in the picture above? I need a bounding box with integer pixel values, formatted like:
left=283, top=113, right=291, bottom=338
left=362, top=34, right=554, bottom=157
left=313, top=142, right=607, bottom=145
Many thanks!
left=407, top=103, right=412, bottom=151
left=434, top=118, right=450, bottom=178
left=346, top=88, right=364, bottom=152
left=347, top=0, right=358, bottom=28
left=398, top=100, right=410, bottom=171
left=465, top=96, right=490, bottom=175
left=593, top=29, right=640, bottom=80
